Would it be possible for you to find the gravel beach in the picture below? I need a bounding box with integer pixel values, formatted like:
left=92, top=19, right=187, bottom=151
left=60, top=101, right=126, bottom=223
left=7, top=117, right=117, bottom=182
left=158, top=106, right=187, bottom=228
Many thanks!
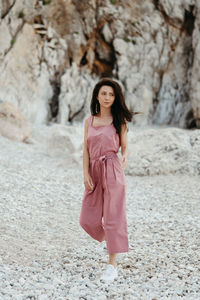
left=0, top=134, right=200, bottom=300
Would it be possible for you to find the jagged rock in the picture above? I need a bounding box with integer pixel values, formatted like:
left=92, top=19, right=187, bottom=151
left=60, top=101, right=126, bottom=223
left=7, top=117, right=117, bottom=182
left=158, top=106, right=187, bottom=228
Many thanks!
left=127, top=126, right=200, bottom=176
left=57, top=63, right=96, bottom=123
left=0, top=23, right=53, bottom=124
left=31, top=122, right=83, bottom=166
left=0, top=21, right=12, bottom=58
left=0, top=0, right=199, bottom=129
left=152, top=34, right=193, bottom=127
left=102, top=23, right=113, bottom=43
left=0, top=0, right=15, bottom=18
left=0, top=102, right=31, bottom=142
left=158, top=0, right=186, bottom=26
left=190, top=0, right=200, bottom=128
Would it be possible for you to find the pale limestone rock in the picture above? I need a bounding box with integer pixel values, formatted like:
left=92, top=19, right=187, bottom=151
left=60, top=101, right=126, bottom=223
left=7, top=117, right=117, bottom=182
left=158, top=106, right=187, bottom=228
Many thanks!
left=159, top=0, right=185, bottom=25
left=190, top=1, right=200, bottom=128
left=0, top=22, right=12, bottom=58
left=153, top=34, right=193, bottom=127
left=127, top=127, right=200, bottom=176
left=0, top=0, right=15, bottom=18
left=0, top=23, right=53, bottom=124
left=111, top=1, right=197, bottom=128
left=0, top=102, right=31, bottom=142
left=43, top=31, right=68, bottom=77
left=113, top=38, right=128, bottom=56
left=31, top=123, right=83, bottom=166
left=0, top=0, right=199, bottom=129
left=57, top=63, right=96, bottom=124
left=102, top=23, right=113, bottom=43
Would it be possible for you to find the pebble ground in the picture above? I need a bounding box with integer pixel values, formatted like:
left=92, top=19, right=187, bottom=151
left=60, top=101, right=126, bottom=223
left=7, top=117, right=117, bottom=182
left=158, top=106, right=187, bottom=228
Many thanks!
left=0, top=136, right=199, bottom=300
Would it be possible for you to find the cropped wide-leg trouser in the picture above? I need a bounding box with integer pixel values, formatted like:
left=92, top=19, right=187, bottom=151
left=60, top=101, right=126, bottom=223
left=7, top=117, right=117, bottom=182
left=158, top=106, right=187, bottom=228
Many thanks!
left=79, top=152, right=129, bottom=254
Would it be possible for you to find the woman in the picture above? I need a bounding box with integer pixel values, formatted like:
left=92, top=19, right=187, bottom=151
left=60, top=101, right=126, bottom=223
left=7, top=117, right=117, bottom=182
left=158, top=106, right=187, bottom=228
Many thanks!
left=79, top=78, right=133, bottom=282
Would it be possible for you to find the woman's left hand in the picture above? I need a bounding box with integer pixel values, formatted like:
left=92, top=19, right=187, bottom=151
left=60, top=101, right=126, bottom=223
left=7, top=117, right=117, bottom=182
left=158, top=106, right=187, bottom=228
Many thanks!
left=121, top=155, right=127, bottom=169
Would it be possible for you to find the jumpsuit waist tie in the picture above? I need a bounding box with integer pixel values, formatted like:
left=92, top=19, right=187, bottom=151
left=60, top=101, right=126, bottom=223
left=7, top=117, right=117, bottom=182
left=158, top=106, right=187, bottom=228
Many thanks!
left=90, top=151, right=117, bottom=190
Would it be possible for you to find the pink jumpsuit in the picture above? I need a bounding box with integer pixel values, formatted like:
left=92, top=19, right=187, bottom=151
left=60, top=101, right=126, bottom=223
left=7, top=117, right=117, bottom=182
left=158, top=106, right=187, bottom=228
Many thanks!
left=79, top=115, right=129, bottom=254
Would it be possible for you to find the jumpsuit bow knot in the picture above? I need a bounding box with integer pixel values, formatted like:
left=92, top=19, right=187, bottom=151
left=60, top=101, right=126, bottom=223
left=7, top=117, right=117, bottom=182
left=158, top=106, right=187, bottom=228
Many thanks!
left=91, top=152, right=116, bottom=190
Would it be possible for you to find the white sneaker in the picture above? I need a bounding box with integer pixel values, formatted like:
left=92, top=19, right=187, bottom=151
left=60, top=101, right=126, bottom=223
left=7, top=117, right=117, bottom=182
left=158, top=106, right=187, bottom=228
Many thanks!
left=100, top=264, right=118, bottom=282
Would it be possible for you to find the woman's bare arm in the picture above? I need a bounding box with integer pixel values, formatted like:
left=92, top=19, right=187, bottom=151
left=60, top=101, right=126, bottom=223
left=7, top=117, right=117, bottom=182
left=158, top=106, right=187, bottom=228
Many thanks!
left=120, top=122, right=129, bottom=169
left=83, top=118, right=94, bottom=190
left=83, top=118, right=90, bottom=176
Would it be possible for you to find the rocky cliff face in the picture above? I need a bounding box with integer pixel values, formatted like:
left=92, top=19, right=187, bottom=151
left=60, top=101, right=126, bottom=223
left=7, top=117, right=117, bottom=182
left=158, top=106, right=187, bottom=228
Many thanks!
left=0, top=0, right=199, bottom=128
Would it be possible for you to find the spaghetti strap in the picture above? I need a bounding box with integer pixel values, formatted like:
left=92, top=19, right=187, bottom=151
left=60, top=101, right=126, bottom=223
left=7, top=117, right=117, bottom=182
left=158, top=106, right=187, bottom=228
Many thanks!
left=87, top=115, right=93, bottom=127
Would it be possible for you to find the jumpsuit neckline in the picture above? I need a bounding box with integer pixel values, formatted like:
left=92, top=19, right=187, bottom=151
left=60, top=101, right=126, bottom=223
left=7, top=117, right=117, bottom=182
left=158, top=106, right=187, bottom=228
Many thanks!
left=91, top=115, right=113, bottom=128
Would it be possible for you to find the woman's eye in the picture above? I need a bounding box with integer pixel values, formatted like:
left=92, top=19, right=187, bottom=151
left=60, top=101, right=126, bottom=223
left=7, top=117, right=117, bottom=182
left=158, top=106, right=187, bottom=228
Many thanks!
left=101, top=92, right=114, bottom=96
left=102, top=92, right=113, bottom=95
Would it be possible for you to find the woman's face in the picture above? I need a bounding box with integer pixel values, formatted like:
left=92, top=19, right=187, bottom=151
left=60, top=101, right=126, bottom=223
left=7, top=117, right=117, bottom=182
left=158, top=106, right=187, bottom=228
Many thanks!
left=97, top=85, right=115, bottom=109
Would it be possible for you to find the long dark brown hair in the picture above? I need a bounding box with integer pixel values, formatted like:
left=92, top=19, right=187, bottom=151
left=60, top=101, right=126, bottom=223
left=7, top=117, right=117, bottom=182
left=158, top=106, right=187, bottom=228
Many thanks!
left=90, top=78, right=135, bottom=134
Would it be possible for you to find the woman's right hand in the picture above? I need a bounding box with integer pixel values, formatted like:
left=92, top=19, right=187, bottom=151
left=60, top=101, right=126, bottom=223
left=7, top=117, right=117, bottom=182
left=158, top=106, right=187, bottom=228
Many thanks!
left=84, top=173, right=94, bottom=190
